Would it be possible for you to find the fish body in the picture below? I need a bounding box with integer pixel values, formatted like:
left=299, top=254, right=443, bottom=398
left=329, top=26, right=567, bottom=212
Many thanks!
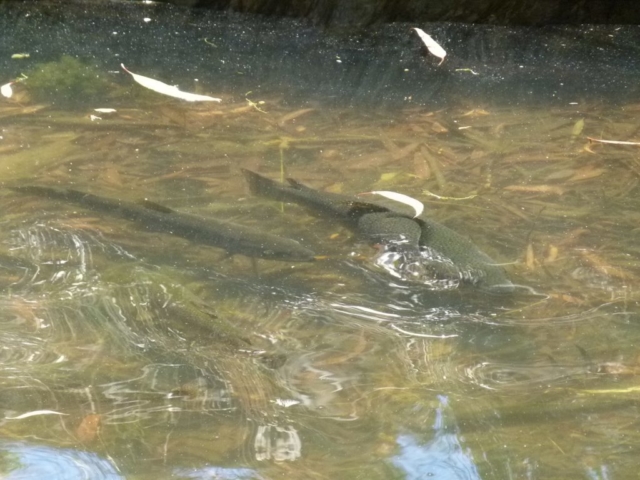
left=242, top=169, right=512, bottom=291
left=10, top=185, right=315, bottom=262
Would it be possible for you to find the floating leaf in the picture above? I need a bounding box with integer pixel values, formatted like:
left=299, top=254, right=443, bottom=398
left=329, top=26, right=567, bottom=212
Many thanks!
left=579, top=250, right=633, bottom=280
left=580, top=386, right=640, bottom=394
left=571, top=118, right=585, bottom=137
left=545, top=245, right=559, bottom=263
left=6, top=410, right=68, bottom=420
left=121, top=64, right=221, bottom=102
left=455, top=68, right=479, bottom=75
left=412, top=152, right=431, bottom=180
left=1, top=82, right=13, bottom=98
left=361, top=190, right=424, bottom=218
left=430, top=121, right=449, bottom=133
left=423, top=190, right=476, bottom=200
left=379, top=172, right=398, bottom=182
left=504, top=185, right=565, bottom=195
left=587, top=137, right=640, bottom=146
left=461, top=109, right=490, bottom=117
left=11, top=53, right=30, bottom=59
left=245, top=96, right=267, bottom=113
left=76, top=414, right=102, bottom=442
left=278, top=108, right=314, bottom=126
left=413, top=28, right=446, bottom=66
left=525, top=243, right=536, bottom=269
left=567, top=166, right=605, bottom=182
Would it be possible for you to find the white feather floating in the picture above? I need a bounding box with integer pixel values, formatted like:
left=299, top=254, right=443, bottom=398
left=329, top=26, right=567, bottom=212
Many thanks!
left=121, top=64, right=221, bottom=102
left=413, top=28, right=446, bottom=66
left=1, top=82, right=13, bottom=98
left=361, top=190, right=424, bottom=218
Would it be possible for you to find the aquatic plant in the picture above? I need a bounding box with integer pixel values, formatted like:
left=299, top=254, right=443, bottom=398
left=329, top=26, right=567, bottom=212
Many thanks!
left=24, top=55, right=111, bottom=105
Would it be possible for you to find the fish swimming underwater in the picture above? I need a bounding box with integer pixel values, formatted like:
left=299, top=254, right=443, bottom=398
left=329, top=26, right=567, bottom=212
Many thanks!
left=242, top=169, right=512, bottom=292
left=9, top=186, right=316, bottom=262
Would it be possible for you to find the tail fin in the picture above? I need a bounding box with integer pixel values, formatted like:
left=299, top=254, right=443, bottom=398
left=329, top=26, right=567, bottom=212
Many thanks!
left=9, top=185, right=84, bottom=203
left=241, top=168, right=356, bottom=217
left=241, top=169, right=293, bottom=202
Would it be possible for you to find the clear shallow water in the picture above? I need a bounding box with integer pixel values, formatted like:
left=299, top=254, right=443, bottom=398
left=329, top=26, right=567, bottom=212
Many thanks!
left=1, top=2, right=640, bottom=479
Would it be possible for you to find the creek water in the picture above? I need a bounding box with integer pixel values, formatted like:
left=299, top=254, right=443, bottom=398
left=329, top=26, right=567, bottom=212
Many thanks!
left=0, top=2, right=639, bottom=479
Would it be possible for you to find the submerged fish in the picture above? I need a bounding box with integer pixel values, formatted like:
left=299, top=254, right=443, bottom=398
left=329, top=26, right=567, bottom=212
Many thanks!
left=9, top=186, right=316, bottom=262
left=242, top=169, right=512, bottom=292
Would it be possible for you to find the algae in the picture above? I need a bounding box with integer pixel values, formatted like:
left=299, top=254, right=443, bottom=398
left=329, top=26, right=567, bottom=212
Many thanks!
left=24, top=55, right=112, bottom=105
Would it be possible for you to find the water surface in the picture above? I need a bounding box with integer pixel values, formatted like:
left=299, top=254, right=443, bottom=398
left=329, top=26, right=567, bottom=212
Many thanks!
left=0, top=3, right=639, bottom=479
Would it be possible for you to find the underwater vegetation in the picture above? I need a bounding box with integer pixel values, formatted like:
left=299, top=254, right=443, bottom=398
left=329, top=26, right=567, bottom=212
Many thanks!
left=23, top=55, right=112, bottom=105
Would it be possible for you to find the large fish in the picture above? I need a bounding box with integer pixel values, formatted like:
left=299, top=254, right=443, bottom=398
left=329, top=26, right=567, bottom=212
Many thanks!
left=242, top=169, right=513, bottom=292
left=9, top=186, right=316, bottom=262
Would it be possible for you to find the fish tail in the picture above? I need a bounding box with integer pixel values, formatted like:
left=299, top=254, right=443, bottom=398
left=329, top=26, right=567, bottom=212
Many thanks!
left=242, top=169, right=359, bottom=218
left=10, top=186, right=125, bottom=215
left=242, top=169, right=299, bottom=203
left=9, top=185, right=82, bottom=202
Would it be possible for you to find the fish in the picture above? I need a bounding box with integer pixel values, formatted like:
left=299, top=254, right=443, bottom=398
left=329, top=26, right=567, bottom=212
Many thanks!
left=9, top=185, right=316, bottom=262
left=242, top=169, right=512, bottom=292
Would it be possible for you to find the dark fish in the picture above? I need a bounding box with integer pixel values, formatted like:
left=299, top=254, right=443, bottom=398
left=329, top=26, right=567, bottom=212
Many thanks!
left=9, top=186, right=316, bottom=262
left=242, top=169, right=512, bottom=292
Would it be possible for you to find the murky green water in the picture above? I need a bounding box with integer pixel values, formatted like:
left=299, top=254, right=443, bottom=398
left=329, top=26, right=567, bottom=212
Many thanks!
left=1, top=3, right=640, bottom=480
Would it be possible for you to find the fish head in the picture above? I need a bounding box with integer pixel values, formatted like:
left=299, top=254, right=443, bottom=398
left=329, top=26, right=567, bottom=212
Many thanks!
left=373, top=242, right=514, bottom=293
left=373, top=242, right=463, bottom=290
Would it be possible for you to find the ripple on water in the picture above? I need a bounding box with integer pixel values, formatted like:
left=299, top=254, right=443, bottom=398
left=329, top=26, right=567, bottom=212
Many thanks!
left=5, top=223, right=119, bottom=295
left=462, top=360, right=590, bottom=392
left=98, top=363, right=234, bottom=425
left=0, top=330, right=66, bottom=366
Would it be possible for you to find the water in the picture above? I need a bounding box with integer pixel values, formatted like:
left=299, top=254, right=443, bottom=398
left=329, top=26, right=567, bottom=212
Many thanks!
left=1, top=2, right=639, bottom=479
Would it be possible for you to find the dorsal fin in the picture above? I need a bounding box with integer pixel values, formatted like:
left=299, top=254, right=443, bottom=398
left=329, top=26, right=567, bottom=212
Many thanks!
left=137, top=199, right=175, bottom=214
left=286, top=178, right=305, bottom=189
left=346, top=201, right=390, bottom=218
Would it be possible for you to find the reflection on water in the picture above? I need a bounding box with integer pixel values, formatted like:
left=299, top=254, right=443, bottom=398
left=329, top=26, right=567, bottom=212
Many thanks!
left=0, top=441, right=123, bottom=479
left=173, top=465, right=264, bottom=480
left=392, top=396, right=481, bottom=480
left=1, top=2, right=640, bottom=479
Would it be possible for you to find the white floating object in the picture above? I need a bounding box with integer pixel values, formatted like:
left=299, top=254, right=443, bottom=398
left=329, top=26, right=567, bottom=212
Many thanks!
left=121, top=64, right=221, bottom=102
left=6, top=410, right=68, bottom=420
left=413, top=28, right=446, bottom=66
left=587, top=137, right=640, bottom=146
left=362, top=190, right=424, bottom=218
left=90, top=115, right=102, bottom=121
left=1, top=82, right=13, bottom=98
left=274, top=398, right=301, bottom=408
left=94, top=108, right=117, bottom=113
